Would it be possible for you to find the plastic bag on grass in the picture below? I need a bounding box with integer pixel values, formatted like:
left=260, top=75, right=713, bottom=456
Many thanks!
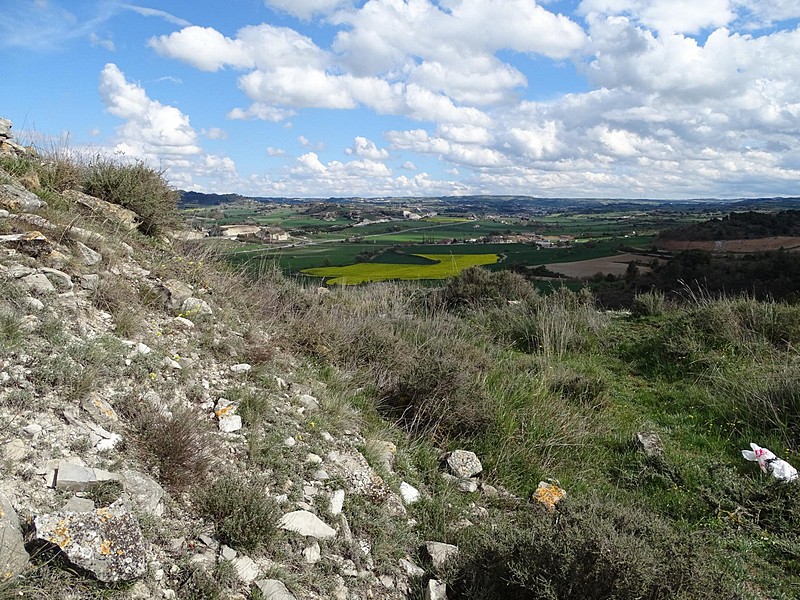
left=741, top=443, right=798, bottom=483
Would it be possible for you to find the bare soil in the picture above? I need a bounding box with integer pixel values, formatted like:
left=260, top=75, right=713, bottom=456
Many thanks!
left=543, top=253, right=654, bottom=278
left=655, top=236, right=800, bottom=253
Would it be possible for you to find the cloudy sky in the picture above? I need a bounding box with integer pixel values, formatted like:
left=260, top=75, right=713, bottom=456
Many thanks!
left=2, top=1, right=799, bottom=198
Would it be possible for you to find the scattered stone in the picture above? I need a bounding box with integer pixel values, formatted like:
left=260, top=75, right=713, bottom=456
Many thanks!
left=399, top=558, right=425, bottom=578
left=159, top=279, right=193, bottom=312
left=230, top=363, right=252, bottom=374
left=425, top=579, right=448, bottom=600
left=121, top=470, right=166, bottom=517
left=283, top=436, right=296, bottom=447
left=400, top=482, right=421, bottom=505
left=446, top=450, right=482, bottom=479
left=305, top=453, right=323, bottom=464
left=254, top=579, right=296, bottom=600
left=298, top=394, right=319, bottom=411
left=32, top=502, right=146, bottom=582
left=80, top=273, right=100, bottom=291
left=75, top=241, right=102, bottom=266
left=303, top=541, right=321, bottom=564
left=278, top=510, right=337, bottom=539
left=532, top=481, right=567, bottom=511
left=182, top=297, right=212, bottom=317
left=457, top=479, right=478, bottom=493
left=2, top=439, right=27, bottom=461
left=0, top=492, right=29, bottom=581
left=220, top=545, right=237, bottom=561
left=425, top=541, right=459, bottom=568
left=636, top=431, right=664, bottom=458
left=5, top=264, right=35, bottom=278
left=81, top=392, right=119, bottom=424
left=39, top=267, right=73, bottom=292
left=21, top=272, right=55, bottom=294
left=231, top=555, right=259, bottom=584
left=22, top=423, right=43, bottom=438
left=219, top=415, right=243, bottom=433
left=62, top=497, right=96, bottom=513
left=173, top=316, right=195, bottom=329
left=329, top=489, right=345, bottom=516
left=54, top=461, right=120, bottom=492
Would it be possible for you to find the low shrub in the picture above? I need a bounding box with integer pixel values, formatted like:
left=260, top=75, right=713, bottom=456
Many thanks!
left=81, top=156, right=179, bottom=235
left=432, top=266, right=537, bottom=311
left=126, top=404, right=212, bottom=490
left=194, top=473, right=278, bottom=554
left=448, top=498, right=737, bottom=600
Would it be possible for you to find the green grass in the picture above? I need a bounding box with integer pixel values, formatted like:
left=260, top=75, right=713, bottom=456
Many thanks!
left=301, top=253, right=500, bottom=284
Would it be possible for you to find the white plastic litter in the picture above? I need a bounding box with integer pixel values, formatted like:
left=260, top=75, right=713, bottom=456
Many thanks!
left=741, top=443, right=798, bottom=483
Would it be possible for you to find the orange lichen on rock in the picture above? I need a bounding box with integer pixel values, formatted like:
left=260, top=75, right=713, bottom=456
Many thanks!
left=532, top=481, right=566, bottom=511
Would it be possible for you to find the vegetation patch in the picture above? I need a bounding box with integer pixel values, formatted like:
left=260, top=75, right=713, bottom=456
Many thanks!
left=301, top=253, right=499, bottom=284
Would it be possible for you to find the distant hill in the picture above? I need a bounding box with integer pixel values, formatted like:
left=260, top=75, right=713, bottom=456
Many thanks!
left=658, top=210, right=800, bottom=241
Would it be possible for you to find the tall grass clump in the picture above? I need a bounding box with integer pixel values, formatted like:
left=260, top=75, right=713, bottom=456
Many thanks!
left=82, top=156, right=179, bottom=235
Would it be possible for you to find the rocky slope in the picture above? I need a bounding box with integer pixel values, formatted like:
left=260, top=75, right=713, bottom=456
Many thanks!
left=0, top=121, right=515, bottom=599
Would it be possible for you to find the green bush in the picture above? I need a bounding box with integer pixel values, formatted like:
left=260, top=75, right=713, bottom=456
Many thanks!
left=448, top=498, right=736, bottom=600
left=194, top=473, right=278, bottom=554
left=434, top=266, right=537, bottom=311
left=81, top=156, right=179, bottom=235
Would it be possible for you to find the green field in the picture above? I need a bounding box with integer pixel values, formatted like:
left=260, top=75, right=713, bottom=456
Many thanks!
left=302, top=253, right=500, bottom=285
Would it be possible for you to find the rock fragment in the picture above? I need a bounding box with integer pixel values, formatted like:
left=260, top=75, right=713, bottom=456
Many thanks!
left=0, top=492, right=29, bottom=581
left=32, top=502, right=146, bottom=582
left=254, top=579, right=296, bottom=600
left=278, top=510, right=337, bottom=539
left=424, top=541, right=459, bottom=569
left=445, top=450, right=482, bottom=478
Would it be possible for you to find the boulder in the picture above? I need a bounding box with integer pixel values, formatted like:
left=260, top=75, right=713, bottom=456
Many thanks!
left=182, top=297, right=213, bottom=317
left=0, top=492, right=29, bottom=581
left=0, top=231, right=52, bottom=258
left=0, top=184, right=46, bottom=212
left=32, top=502, right=146, bottom=582
left=39, top=267, right=73, bottom=292
left=445, top=450, right=482, bottom=478
left=21, top=272, right=55, bottom=294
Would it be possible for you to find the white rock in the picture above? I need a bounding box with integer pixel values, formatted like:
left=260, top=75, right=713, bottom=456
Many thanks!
left=283, top=436, right=296, bottom=447
left=298, top=394, right=319, bottom=411
left=218, top=415, right=242, bottom=433
left=220, top=545, right=237, bottom=561
left=230, top=363, right=252, bottom=373
left=135, top=343, right=152, bottom=355
left=303, top=541, right=321, bottom=564
left=3, top=438, right=27, bottom=461
left=425, top=579, right=448, bottom=600
left=305, top=453, right=323, bottom=464
left=329, top=489, right=345, bottom=516
left=22, top=423, right=43, bottom=438
left=21, top=273, right=55, bottom=294
left=400, top=482, right=421, bottom=505
left=231, top=555, right=259, bottom=584
left=96, top=433, right=123, bottom=452
left=278, top=510, right=337, bottom=539
left=446, top=450, right=482, bottom=478
left=399, top=558, right=425, bottom=578
left=173, top=316, right=195, bottom=329
left=75, top=241, right=102, bottom=266
left=254, top=579, right=296, bottom=600
left=181, top=297, right=213, bottom=317
left=425, top=541, right=459, bottom=569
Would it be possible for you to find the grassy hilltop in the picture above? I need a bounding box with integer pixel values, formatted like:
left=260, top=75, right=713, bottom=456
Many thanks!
left=2, top=147, right=800, bottom=599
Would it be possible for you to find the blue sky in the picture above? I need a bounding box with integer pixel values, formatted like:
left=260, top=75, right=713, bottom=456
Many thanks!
left=2, top=0, right=800, bottom=198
